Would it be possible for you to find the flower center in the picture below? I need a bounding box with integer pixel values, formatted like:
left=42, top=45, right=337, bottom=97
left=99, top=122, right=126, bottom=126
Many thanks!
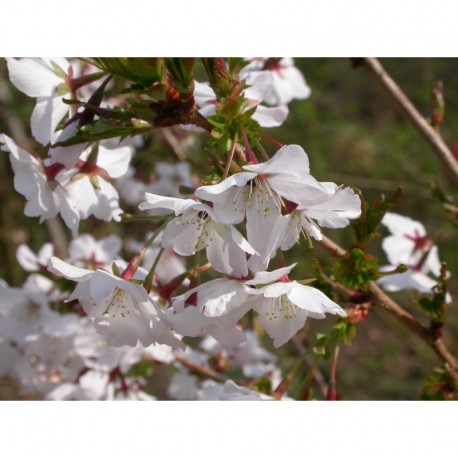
left=265, top=295, right=298, bottom=321
left=244, top=177, right=282, bottom=216
left=101, top=288, right=132, bottom=319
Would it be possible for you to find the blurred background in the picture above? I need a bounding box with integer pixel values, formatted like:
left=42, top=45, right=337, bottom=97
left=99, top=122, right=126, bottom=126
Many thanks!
left=0, top=58, right=457, bottom=400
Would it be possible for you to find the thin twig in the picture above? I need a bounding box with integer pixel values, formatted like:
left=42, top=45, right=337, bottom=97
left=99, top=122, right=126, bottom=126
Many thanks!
left=173, top=352, right=226, bottom=383
left=291, top=336, right=328, bottom=398
left=223, top=135, right=238, bottom=179
left=327, top=345, right=340, bottom=400
left=318, top=234, right=457, bottom=370
left=161, top=128, right=187, bottom=162
left=361, top=58, right=458, bottom=186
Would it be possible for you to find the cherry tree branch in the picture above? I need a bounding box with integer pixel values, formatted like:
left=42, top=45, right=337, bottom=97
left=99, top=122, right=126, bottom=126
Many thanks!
left=172, top=352, right=226, bottom=383
left=318, top=234, right=457, bottom=370
left=358, top=58, right=458, bottom=186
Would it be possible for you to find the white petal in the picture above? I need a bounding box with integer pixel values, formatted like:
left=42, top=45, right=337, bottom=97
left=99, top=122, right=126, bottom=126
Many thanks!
left=161, top=215, right=201, bottom=256
left=48, top=256, right=93, bottom=281
left=139, top=193, right=197, bottom=215
left=89, top=270, right=149, bottom=302
left=382, top=212, right=426, bottom=238
left=382, top=236, right=416, bottom=266
left=252, top=104, right=289, bottom=128
left=244, top=144, right=310, bottom=176
left=6, top=58, right=64, bottom=98
left=173, top=278, right=249, bottom=317
left=196, top=182, right=251, bottom=225
left=424, top=245, right=442, bottom=277
left=287, top=283, right=346, bottom=317
left=252, top=295, right=308, bottom=348
left=243, top=71, right=274, bottom=102
left=93, top=178, right=123, bottom=222
left=49, top=122, right=88, bottom=168
left=96, top=145, right=133, bottom=179
left=207, top=224, right=250, bottom=278
left=16, top=244, right=40, bottom=271
left=54, top=187, right=80, bottom=236
left=196, top=172, right=256, bottom=197
left=299, top=186, right=362, bottom=228
left=246, top=188, right=282, bottom=272
left=31, top=96, right=69, bottom=145
left=244, top=264, right=296, bottom=286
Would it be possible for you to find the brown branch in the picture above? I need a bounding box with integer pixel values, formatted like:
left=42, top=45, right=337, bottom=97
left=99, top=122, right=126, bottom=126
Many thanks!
left=360, top=58, right=458, bottom=186
left=291, top=337, right=328, bottom=398
left=161, top=128, right=187, bottom=162
left=172, top=352, right=226, bottom=383
left=318, top=234, right=457, bottom=370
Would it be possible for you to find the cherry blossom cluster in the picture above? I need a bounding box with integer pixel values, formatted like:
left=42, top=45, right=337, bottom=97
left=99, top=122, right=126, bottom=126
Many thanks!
left=0, top=235, right=170, bottom=399
left=378, top=212, right=451, bottom=303
left=3, top=57, right=448, bottom=401
left=0, top=57, right=362, bottom=399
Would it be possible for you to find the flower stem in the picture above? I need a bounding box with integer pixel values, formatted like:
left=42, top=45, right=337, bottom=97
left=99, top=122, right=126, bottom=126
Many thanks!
left=223, top=134, right=238, bottom=179
left=122, top=221, right=167, bottom=281
left=241, top=128, right=258, bottom=164
left=144, top=247, right=165, bottom=294
left=298, top=355, right=320, bottom=400
left=120, top=213, right=169, bottom=223
left=254, top=139, right=271, bottom=161
left=260, top=132, right=284, bottom=148
left=272, top=348, right=310, bottom=399
left=326, top=345, right=340, bottom=400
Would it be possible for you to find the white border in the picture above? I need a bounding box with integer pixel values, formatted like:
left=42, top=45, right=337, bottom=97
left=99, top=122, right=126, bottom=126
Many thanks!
left=1, top=401, right=457, bottom=457
left=1, top=0, right=458, bottom=56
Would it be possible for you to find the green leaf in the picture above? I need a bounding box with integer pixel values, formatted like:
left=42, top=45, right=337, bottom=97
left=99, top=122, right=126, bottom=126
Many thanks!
left=333, top=248, right=380, bottom=290
left=421, top=366, right=456, bottom=400
left=207, top=115, right=226, bottom=128
left=416, top=263, right=449, bottom=321
left=53, top=118, right=153, bottom=146
left=352, top=187, right=403, bottom=247
left=163, top=58, right=195, bottom=95
left=90, top=58, right=164, bottom=87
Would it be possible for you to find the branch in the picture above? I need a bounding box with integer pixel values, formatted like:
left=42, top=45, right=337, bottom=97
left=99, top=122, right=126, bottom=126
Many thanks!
left=291, top=337, right=328, bottom=398
left=172, top=352, right=226, bottom=383
left=318, top=234, right=457, bottom=370
left=360, top=58, right=458, bottom=186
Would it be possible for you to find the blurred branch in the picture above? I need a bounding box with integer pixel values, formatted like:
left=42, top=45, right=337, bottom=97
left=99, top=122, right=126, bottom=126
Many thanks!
left=318, top=234, right=457, bottom=370
left=358, top=58, right=458, bottom=186
left=325, top=172, right=430, bottom=196
left=161, top=128, right=187, bottom=162
left=292, top=336, right=328, bottom=398
left=173, top=352, right=226, bottom=383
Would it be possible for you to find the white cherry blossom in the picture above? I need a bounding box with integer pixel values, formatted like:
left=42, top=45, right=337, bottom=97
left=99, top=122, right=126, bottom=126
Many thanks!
left=0, top=134, right=80, bottom=235
left=68, top=233, right=122, bottom=269
left=16, top=242, right=54, bottom=272
left=6, top=57, right=72, bottom=145
left=139, top=194, right=256, bottom=278
left=48, top=257, right=185, bottom=349
left=167, top=278, right=252, bottom=346
left=378, top=213, right=451, bottom=302
left=196, top=144, right=332, bottom=271
left=240, top=58, right=311, bottom=106
left=245, top=265, right=346, bottom=347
